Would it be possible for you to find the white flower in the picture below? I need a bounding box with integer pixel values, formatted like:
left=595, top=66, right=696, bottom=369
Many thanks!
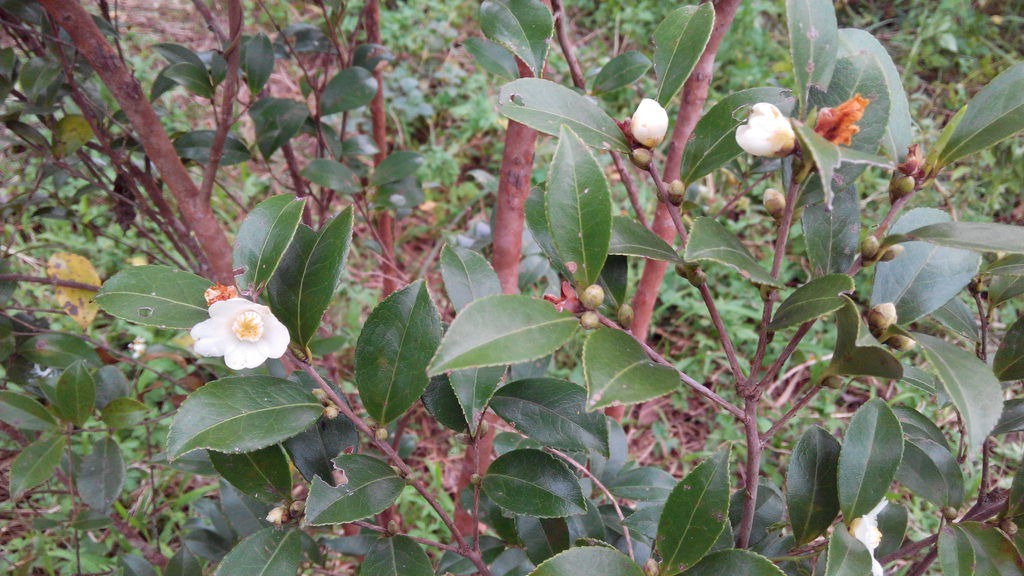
left=190, top=298, right=289, bottom=370
left=631, top=98, right=669, bottom=148
left=849, top=499, right=887, bottom=576
left=735, top=102, right=796, bottom=157
left=128, top=336, right=147, bottom=359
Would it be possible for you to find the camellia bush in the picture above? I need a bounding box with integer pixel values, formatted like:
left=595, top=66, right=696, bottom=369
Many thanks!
left=2, top=0, right=1024, bottom=575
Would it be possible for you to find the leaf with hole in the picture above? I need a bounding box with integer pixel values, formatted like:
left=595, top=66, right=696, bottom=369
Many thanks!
left=96, top=265, right=212, bottom=329
left=306, top=454, right=405, bottom=525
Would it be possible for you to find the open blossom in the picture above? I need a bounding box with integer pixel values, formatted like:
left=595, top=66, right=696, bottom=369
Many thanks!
left=190, top=298, right=289, bottom=370
left=735, top=102, right=796, bottom=157
left=631, top=98, right=669, bottom=148
left=849, top=499, right=887, bottom=576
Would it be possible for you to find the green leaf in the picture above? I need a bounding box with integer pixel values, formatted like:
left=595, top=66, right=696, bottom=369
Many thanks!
left=214, top=527, right=302, bottom=576
left=421, top=375, right=469, bottom=432
left=463, top=37, right=518, bottom=81
left=19, top=333, right=100, bottom=369
left=429, top=294, right=578, bottom=374
left=301, top=159, right=359, bottom=193
left=166, top=545, right=201, bottom=576
left=653, top=3, right=714, bottom=107
left=482, top=449, right=585, bottom=517
left=657, top=448, right=731, bottom=575
left=547, top=125, right=612, bottom=287
left=497, top=78, right=630, bottom=152
left=914, top=333, right=1003, bottom=455
left=582, top=327, right=679, bottom=411
left=10, top=434, right=65, bottom=498
left=283, top=396, right=358, bottom=483
left=787, top=426, right=841, bottom=545
left=174, top=130, right=251, bottom=166
left=802, top=185, right=858, bottom=277
left=371, top=151, right=423, bottom=187
left=770, top=274, right=854, bottom=331
left=684, top=550, right=786, bottom=576
left=517, top=516, right=570, bottom=565
left=449, top=366, right=505, bottom=434
left=936, top=62, right=1024, bottom=167
left=209, top=445, right=292, bottom=503
left=987, top=254, right=1024, bottom=276
left=163, top=62, right=214, bottom=99
left=359, top=536, right=433, bottom=576
left=685, top=217, right=782, bottom=287
left=902, top=221, right=1024, bottom=254
left=787, top=0, right=838, bottom=112
left=440, top=245, right=501, bottom=312
left=479, top=0, right=552, bottom=77
left=1008, top=456, right=1024, bottom=518
left=953, top=522, right=1024, bottom=576
left=679, top=87, right=796, bottom=185
left=872, top=209, right=981, bottom=322
left=322, top=67, right=377, bottom=115
left=938, top=526, right=976, bottom=576
left=53, top=361, right=95, bottom=426
left=994, top=399, right=1024, bottom=436
left=100, top=397, right=148, bottom=430
left=876, top=503, right=908, bottom=558
left=305, top=454, right=406, bottom=525
left=0, top=391, right=58, bottom=431
left=837, top=398, right=903, bottom=520
left=896, top=437, right=964, bottom=508
left=250, top=97, right=308, bottom=158
left=995, top=315, right=1024, bottom=381
left=592, top=51, right=650, bottom=95
left=808, top=50, right=891, bottom=159
left=824, top=525, right=873, bottom=576
left=893, top=406, right=950, bottom=449
left=528, top=546, right=642, bottom=576
left=166, top=376, right=322, bottom=459
left=234, top=195, right=305, bottom=292
left=356, top=281, right=441, bottom=425
left=267, top=208, right=354, bottom=348
left=608, top=466, right=677, bottom=502
left=931, top=297, right=980, bottom=342
left=792, top=122, right=892, bottom=209
left=96, top=265, right=212, bottom=329
left=608, top=215, right=681, bottom=263
left=900, top=366, right=937, bottom=394
left=77, top=437, right=125, bottom=511
left=991, top=275, right=1024, bottom=307
left=490, top=378, right=609, bottom=455
left=243, top=33, right=274, bottom=95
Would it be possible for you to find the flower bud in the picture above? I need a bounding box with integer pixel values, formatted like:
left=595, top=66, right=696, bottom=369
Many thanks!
left=668, top=179, right=686, bottom=206
left=631, top=98, right=669, bottom=148
left=630, top=148, right=652, bottom=169
left=454, top=433, right=470, bottom=445
left=758, top=283, right=775, bottom=301
left=470, top=473, right=482, bottom=486
left=763, top=188, right=786, bottom=220
left=289, top=500, right=306, bottom=516
left=311, top=388, right=328, bottom=403
left=644, top=558, right=660, bottom=576
left=387, top=520, right=400, bottom=534
left=323, top=405, right=340, bottom=419
left=879, top=244, right=904, bottom=262
left=1001, top=519, right=1018, bottom=535
left=884, top=334, right=916, bottom=352
left=821, top=375, right=844, bottom=389
left=266, top=506, right=288, bottom=526
left=868, top=302, right=898, bottom=336
left=888, top=175, right=916, bottom=203
left=580, top=285, right=605, bottom=310
left=375, top=427, right=389, bottom=442
left=735, top=103, right=796, bottom=157
left=942, top=507, right=959, bottom=521
left=860, top=236, right=880, bottom=261
left=675, top=261, right=707, bottom=287
left=478, top=419, right=490, bottom=436
left=617, top=304, right=634, bottom=329
left=580, top=311, right=600, bottom=330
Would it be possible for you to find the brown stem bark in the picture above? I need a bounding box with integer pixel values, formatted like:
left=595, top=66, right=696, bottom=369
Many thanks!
left=38, top=0, right=234, bottom=284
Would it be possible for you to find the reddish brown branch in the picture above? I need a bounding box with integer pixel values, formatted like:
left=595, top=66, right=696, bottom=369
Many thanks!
left=197, top=0, right=243, bottom=205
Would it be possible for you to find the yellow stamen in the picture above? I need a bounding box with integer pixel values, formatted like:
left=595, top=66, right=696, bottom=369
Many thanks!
left=232, top=311, right=264, bottom=342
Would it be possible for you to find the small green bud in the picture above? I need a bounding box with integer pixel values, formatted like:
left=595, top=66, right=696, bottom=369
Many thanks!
left=454, top=433, right=470, bottom=445
left=860, top=236, right=880, bottom=261
left=888, top=175, right=916, bottom=203
left=477, top=418, right=490, bottom=437
left=867, top=302, right=898, bottom=337
left=758, top=283, right=775, bottom=302
left=580, top=284, right=605, bottom=310
left=323, top=405, right=339, bottom=419
left=375, top=427, right=389, bottom=442
left=617, top=304, right=635, bottom=329
left=884, top=334, right=916, bottom=352
left=1001, top=519, right=1018, bottom=535
left=470, top=473, right=482, bottom=486
left=676, top=261, right=706, bottom=287
left=735, top=196, right=751, bottom=212
left=942, top=507, right=959, bottom=521
left=668, top=179, right=686, bottom=206
left=387, top=520, right=400, bottom=534
left=821, top=375, right=844, bottom=389
left=630, top=148, right=652, bottom=169
left=762, top=188, right=786, bottom=220
left=580, top=311, right=601, bottom=330
left=879, top=244, right=904, bottom=262
left=311, top=388, right=328, bottom=402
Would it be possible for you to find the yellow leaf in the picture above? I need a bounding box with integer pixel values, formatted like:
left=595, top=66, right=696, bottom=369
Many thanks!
left=52, top=115, right=94, bottom=158
left=47, top=252, right=101, bottom=330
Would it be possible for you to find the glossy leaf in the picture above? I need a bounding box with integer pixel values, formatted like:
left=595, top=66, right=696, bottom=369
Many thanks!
left=322, top=67, right=377, bottom=115
left=421, top=374, right=470, bottom=432
left=787, top=0, right=838, bottom=111
left=685, top=217, right=782, bottom=287
left=0, top=391, right=58, bottom=431
left=305, top=454, right=405, bottom=525
left=283, top=406, right=358, bottom=483
left=896, top=437, right=964, bottom=508
left=10, top=434, right=65, bottom=498
left=208, top=445, right=292, bottom=503
left=482, top=449, right=586, bottom=518
left=214, top=528, right=302, bottom=576
left=167, top=376, right=322, bottom=459
left=100, top=397, right=149, bottom=430
left=449, top=365, right=505, bottom=434
left=657, top=447, right=730, bottom=576
left=808, top=50, right=891, bottom=160
left=301, top=159, right=359, bottom=193
left=931, top=296, right=979, bottom=342
left=804, top=177, right=860, bottom=277
left=96, top=265, right=212, bottom=329
left=592, top=51, right=650, bottom=95
left=547, top=125, right=612, bottom=287
left=440, top=245, right=501, bottom=312
left=792, top=122, right=892, bottom=209
left=653, top=3, right=714, bottom=106
left=47, top=252, right=100, bottom=330
left=938, top=526, right=976, bottom=576
left=359, top=536, right=433, bottom=576
left=991, top=275, right=1024, bottom=307
left=356, top=281, right=441, bottom=425
left=988, top=254, right=1024, bottom=276
left=479, top=0, right=552, bottom=77
left=234, top=195, right=305, bottom=291
left=901, top=221, right=1024, bottom=254
left=914, top=333, right=1003, bottom=455
left=429, top=294, right=578, bottom=374
left=824, top=525, right=873, bottom=576
left=54, top=360, right=95, bottom=426
left=770, top=274, right=854, bottom=330
left=608, top=216, right=681, bottom=263
left=267, top=208, right=354, bottom=348
left=935, top=62, right=1024, bottom=167
left=497, top=78, right=630, bottom=152
left=528, top=546, right=642, bottom=576
left=608, top=466, right=677, bottom=502
left=516, top=516, right=569, bottom=565
left=874, top=209, right=981, bottom=321
left=250, top=97, right=308, bottom=158
left=995, top=315, right=1024, bottom=381
left=19, top=333, right=101, bottom=369
left=490, top=378, right=609, bottom=455
left=371, top=151, right=423, bottom=187
left=953, top=522, right=1024, bottom=576
left=243, top=33, right=274, bottom=95
left=464, top=37, right=518, bottom=80
left=163, top=62, right=214, bottom=99
left=582, top=327, right=679, bottom=411
left=77, top=437, right=125, bottom=511
left=174, top=130, right=251, bottom=166
left=787, top=426, right=841, bottom=545
left=837, top=398, right=903, bottom=520
left=893, top=406, right=950, bottom=449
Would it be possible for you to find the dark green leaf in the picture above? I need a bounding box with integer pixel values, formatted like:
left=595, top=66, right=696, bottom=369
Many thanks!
left=902, top=221, right=1024, bottom=254
left=301, top=159, right=359, bottom=193
left=684, top=550, right=785, bottom=576
left=482, top=449, right=585, bottom=518
left=100, top=398, right=148, bottom=429
left=991, top=275, right=1024, bottom=307
left=608, top=216, right=681, bottom=263
left=657, top=447, right=730, bottom=576
left=582, top=327, right=679, bottom=411
left=824, top=525, right=873, bottom=576
left=808, top=50, right=891, bottom=160
left=450, top=365, right=505, bottom=434
left=1008, top=456, right=1024, bottom=518
left=166, top=545, right=202, bottom=576
left=440, top=245, right=501, bottom=312
left=803, top=183, right=860, bottom=276
left=936, top=62, right=1024, bottom=168
left=214, top=528, right=302, bottom=576
left=528, top=546, right=642, bottom=576
left=243, top=33, right=274, bottom=95
left=792, top=122, right=892, bottom=210
left=787, top=426, right=841, bottom=545
left=497, top=78, right=630, bottom=152
left=838, top=28, right=911, bottom=160
left=892, top=406, right=949, bottom=449
left=653, top=3, right=714, bottom=106
left=995, top=399, right=1024, bottom=436
left=77, top=437, right=125, bottom=511
left=234, top=195, right=305, bottom=291
left=900, top=366, right=937, bottom=394
left=464, top=37, right=518, bottom=80
left=53, top=361, right=95, bottom=426
left=876, top=502, right=908, bottom=558
left=490, top=378, right=609, bottom=455
left=987, top=254, right=1024, bottom=276
left=10, top=434, right=65, bottom=498
left=995, top=315, right=1024, bottom=381
left=371, top=151, right=423, bottom=186
left=517, top=516, right=570, bottom=565
left=787, top=0, right=838, bottom=111
left=938, top=526, right=976, bottom=576
left=174, top=131, right=251, bottom=166
left=837, top=398, right=903, bottom=520
left=96, top=265, right=212, bottom=329
left=685, top=217, right=782, bottom=287
left=824, top=298, right=902, bottom=380
left=322, top=67, right=378, bottom=115
left=209, top=445, right=291, bottom=503
left=283, top=400, right=358, bottom=483
left=930, top=297, right=979, bottom=342
left=897, top=437, right=964, bottom=508
left=167, top=376, right=322, bottom=459
left=770, top=274, right=854, bottom=330
left=607, top=466, right=676, bottom=501
left=954, top=522, right=1024, bottom=576
left=250, top=97, right=308, bottom=158
left=592, top=51, right=650, bottom=95
left=0, top=391, right=57, bottom=431
left=360, top=536, right=433, bottom=576
left=163, top=62, right=214, bottom=99
left=19, top=333, right=101, bottom=369
left=421, top=374, right=469, bottom=432
left=479, top=0, right=552, bottom=77
left=306, top=454, right=406, bottom=525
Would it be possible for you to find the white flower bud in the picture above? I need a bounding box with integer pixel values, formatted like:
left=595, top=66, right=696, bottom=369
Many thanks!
left=631, top=98, right=669, bottom=148
left=735, top=103, right=796, bottom=157
left=849, top=499, right=887, bottom=576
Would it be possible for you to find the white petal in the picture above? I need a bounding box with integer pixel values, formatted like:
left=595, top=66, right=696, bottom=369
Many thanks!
left=258, top=316, right=290, bottom=359
left=871, top=557, right=884, bottom=576
left=223, top=342, right=268, bottom=370
left=209, top=297, right=258, bottom=319
left=866, top=499, right=888, bottom=520
left=736, top=126, right=778, bottom=156
left=190, top=318, right=231, bottom=357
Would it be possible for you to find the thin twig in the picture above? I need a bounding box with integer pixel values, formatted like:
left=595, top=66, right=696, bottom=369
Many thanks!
left=760, top=382, right=822, bottom=446
left=0, top=273, right=100, bottom=292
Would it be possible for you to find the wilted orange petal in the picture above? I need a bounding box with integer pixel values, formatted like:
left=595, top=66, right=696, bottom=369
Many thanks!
left=204, top=284, right=238, bottom=306
left=814, top=94, right=870, bottom=146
